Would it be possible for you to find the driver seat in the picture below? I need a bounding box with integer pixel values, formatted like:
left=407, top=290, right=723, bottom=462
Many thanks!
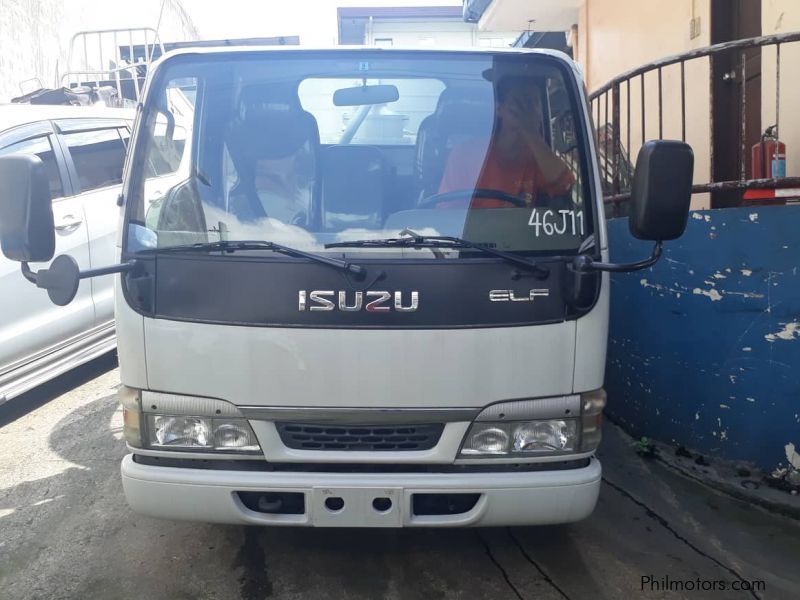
left=225, top=83, right=320, bottom=223
left=414, top=87, right=494, bottom=202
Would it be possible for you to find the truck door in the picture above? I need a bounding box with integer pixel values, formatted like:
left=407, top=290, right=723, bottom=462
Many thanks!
left=55, top=119, right=129, bottom=328
left=0, top=122, right=95, bottom=377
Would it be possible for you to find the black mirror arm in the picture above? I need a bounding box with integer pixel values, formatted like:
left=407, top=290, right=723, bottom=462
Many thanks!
left=21, top=260, right=139, bottom=288
left=575, top=241, right=663, bottom=273
left=77, top=261, right=139, bottom=279
left=20, top=262, right=38, bottom=284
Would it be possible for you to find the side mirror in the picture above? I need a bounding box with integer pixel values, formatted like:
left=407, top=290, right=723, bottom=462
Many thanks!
left=552, top=112, right=578, bottom=154
left=629, top=140, right=694, bottom=241
left=571, top=139, right=693, bottom=276
left=0, top=154, right=55, bottom=263
left=0, top=154, right=136, bottom=305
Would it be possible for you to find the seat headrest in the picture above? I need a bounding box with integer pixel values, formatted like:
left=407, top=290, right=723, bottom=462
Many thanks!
left=228, top=112, right=317, bottom=161
left=238, top=82, right=303, bottom=119
left=228, top=82, right=318, bottom=161
left=435, top=88, right=494, bottom=135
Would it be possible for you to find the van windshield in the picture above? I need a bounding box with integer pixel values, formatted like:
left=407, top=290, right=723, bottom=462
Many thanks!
left=125, top=50, right=593, bottom=258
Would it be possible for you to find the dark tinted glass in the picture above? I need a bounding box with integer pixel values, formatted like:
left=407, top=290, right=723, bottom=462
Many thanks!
left=64, top=128, right=127, bottom=192
left=0, top=136, right=64, bottom=199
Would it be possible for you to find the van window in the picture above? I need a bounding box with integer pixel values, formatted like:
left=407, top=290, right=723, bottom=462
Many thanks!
left=63, top=128, right=127, bottom=192
left=0, top=136, right=64, bottom=199
left=118, top=126, right=131, bottom=149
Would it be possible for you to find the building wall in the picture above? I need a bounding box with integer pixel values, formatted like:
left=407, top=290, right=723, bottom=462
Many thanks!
left=761, top=0, right=800, bottom=178
left=578, top=0, right=712, bottom=209
left=367, top=18, right=517, bottom=48
left=0, top=0, right=63, bottom=101
left=607, top=205, right=800, bottom=470
left=0, top=0, right=197, bottom=102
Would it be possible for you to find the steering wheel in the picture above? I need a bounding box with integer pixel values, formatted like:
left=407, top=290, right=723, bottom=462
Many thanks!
left=418, top=188, right=527, bottom=209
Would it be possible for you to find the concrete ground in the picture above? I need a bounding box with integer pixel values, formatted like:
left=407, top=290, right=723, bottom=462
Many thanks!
left=1, top=354, right=799, bottom=600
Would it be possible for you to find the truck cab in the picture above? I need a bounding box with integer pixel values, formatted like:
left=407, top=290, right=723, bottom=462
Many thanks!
left=0, top=47, right=693, bottom=527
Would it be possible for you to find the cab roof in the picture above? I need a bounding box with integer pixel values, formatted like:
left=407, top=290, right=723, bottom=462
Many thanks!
left=143, top=45, right=579, bottom=95
left=150, top=44, right=570, bottom=63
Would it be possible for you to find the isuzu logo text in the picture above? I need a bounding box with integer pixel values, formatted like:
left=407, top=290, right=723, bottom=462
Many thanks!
left=489, top=289, right=550, bottom=302
left=299, top=291, right=420, bottom=312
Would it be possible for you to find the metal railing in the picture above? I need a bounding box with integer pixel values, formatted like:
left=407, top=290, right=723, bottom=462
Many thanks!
left=59, top=28, right=165, bottom=103
left=589, top=31, right=800, bottom=215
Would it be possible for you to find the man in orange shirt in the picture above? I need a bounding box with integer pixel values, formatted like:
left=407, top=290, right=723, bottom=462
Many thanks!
left=437, top=76, right=574, bottom=208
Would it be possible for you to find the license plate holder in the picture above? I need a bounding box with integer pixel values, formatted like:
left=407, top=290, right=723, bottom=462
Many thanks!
left=311, top=487, right=403, bottom=527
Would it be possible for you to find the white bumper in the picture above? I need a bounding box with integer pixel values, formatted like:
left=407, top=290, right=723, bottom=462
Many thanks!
left=121, top=455, right=601, bottom=527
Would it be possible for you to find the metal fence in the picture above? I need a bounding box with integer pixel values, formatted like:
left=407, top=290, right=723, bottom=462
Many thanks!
left=589, top=31, right=800, bottom=215
left=60, top=28, right=164, bottom=103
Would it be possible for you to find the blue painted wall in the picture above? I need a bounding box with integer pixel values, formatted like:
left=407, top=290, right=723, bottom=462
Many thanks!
left=606, top=205, right=800, bottom=469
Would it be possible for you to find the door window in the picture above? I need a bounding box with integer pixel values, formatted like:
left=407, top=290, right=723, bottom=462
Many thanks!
left=118, top=126, right=131, bottom=149
left=63, top=128, right=127, bottom=192
left=0, top=136, right=64, bottom=199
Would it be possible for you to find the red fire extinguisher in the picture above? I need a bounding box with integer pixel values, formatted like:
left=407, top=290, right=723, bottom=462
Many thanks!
left=752, top=125, right=786, bottom=179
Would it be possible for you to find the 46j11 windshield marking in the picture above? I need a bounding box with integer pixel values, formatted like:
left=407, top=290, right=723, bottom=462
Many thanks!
left=528, top=209, right=585, bottom=237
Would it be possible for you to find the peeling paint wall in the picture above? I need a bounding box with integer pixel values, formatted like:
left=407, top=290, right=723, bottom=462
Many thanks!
left=606, top=206, right=800, bottom=470
left=0, top=0, right=198, bottom=102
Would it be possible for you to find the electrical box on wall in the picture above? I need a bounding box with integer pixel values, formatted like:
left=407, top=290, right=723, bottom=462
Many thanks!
left=689, top=16, right=702, bottom=39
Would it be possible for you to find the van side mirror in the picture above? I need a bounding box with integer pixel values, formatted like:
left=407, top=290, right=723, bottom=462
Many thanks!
left=0, top=154, right=55, bottom=263
left=629, top=140, right=694, bottom=241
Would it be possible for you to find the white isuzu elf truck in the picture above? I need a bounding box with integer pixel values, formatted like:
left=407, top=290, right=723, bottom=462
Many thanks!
left=0, top=46, right=693, bottom=527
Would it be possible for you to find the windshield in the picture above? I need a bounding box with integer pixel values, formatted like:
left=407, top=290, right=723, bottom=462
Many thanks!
left=125, top=50, right=593, bottom=258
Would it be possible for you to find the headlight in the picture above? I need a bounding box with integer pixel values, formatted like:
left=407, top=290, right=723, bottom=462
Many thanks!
left=147, top=415, right=259, bottom=452
left=120, top=389, right=262, bottom=454
left=467, top=426, right=510, bottom=454
left=460, top=420, right=578, bottom=456
left=514, top=420, right=576, bottom=452
left=459, top=390, right=605, bottom=457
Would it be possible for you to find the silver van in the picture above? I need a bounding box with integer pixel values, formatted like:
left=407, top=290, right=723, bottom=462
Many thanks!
left=0, top=104, right=133, bottom=403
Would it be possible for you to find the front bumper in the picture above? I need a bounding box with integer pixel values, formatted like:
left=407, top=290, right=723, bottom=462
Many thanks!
left=121, top=454, right=601, bottom=527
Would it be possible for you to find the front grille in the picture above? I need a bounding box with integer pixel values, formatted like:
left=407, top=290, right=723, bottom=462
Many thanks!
left=276, top=423, right=444, bottom=451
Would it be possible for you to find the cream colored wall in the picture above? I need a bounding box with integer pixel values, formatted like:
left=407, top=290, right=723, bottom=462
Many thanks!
left=761, top=0, right=800, bottom=178
left=578, top=0, right=712, bottom=208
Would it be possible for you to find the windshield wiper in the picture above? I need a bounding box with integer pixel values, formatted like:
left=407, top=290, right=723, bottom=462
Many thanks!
left=140, top=240, right=366, bottom=276
left=325, top=234, right=549, bottom=277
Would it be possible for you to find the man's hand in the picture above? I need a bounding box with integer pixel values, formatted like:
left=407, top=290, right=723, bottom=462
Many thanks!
left=505, top=97, right=545, bottom=144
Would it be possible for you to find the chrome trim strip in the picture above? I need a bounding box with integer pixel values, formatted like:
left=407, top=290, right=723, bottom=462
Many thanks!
left=142, top=391, right=244, bottom=417
left=238, top=406, right=481, bottom=424
left=0, top=320, right=115, bottom=378
left=0, top=325, right=116, bottom=404
left=129, top=446, right=266, bottom=460
left=475, top=395, right=581, bottom=421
